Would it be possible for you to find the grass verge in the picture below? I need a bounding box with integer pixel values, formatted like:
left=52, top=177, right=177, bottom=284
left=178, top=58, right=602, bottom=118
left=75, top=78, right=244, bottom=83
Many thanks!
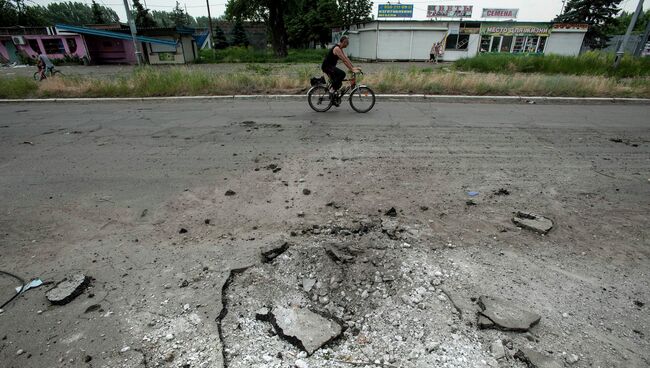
left=198, top=47, right=327, bottom=63
left=454, top=52, right=650, bottom=78
left=2, top=66, right=649, bottom=99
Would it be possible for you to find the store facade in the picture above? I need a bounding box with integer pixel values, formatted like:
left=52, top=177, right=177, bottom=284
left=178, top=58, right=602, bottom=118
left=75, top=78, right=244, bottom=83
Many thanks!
left=343, top=20, right=587, bottom=61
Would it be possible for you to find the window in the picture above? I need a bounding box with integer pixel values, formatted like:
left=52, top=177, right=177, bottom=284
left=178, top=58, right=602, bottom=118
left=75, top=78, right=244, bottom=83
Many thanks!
left=445, top=34, right=469, bottom=50
left=537, top=36, right=547, bottom=53
left=42, top=39, right=65, bottom=54
left=480, top=35, right=491, bottom=53
left=28, top=39, right=41, bottom=54
left=499, top=36, right=513, bottom=52
left=66, top=38, right=77, bottom=53
left=490, top=36, right=500, bottom=52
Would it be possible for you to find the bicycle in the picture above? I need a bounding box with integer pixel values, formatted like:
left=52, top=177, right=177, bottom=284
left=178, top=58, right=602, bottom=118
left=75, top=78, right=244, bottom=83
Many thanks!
left=308, top=72, right=376, bottom=113
left=33, top=66, right=63, bottom=81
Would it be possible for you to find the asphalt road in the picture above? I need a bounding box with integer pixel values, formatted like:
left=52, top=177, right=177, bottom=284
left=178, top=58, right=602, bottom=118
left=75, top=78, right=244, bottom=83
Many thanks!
left=1, top=100, right=649, bottom=368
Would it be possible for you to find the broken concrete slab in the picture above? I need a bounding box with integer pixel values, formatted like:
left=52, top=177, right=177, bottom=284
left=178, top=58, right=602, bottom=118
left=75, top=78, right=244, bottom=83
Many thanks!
left=270, top=306, right=342, bottom=355
left=478, top=296, right=541, bottom=332
left=324, top=243, right=362, bottom=263
left=490, top=340, right=506, bottom=360
left=512, top=211, right=553, bottom=234
left=261, top=241, right=289, bottom=263
left=302, top=278, right=316, bottom=293
left=46, top=274, right=90, bottom=305
left=514, top=348, right=564, bottom=368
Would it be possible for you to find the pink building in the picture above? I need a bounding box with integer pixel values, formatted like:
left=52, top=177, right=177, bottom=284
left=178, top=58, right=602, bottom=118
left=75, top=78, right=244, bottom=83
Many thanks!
left=0, top=27, right=88, bottom=64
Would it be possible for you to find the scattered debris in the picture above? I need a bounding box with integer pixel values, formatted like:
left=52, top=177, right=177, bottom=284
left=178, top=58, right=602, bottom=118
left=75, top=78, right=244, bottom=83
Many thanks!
left=325, top=201, right=341, bottom=209
left=46, top=274, right=90, bottom=305
left=324, top=243, right=360, bottom=263
left=303, top=188, right=312, bottom=195
left=302, top=278, right=316, bottom=292
left=84, top=304, right=102, bottom=313
left=204, top=219, right=211, bottom=225
left=420, top=205, right=429, bottom=211
left=512, top=211, right=553, bottom=234
left=16, top=349, right=25, bottom=356
left=179, top=228, right=188, bottom=234
left=515, top=348, right=563, bottom=368
left=120, top=346, right=130, bottom=353
left=477, top=295, right=541, bottom=332
left=22, top=141, right=34, bottom=145
left=261, top=241, right=290, bottom=263
left=467, top=191, right=479, bottom=197
left=140, top=209, right=148, bottom=218
left=565, top=353, right=580, bottom=364
left=490, top=339, right=506, bottom=360
left=225, top=190, right=236, bottom=196
left=83, top=355, right=92, bottom=363
left=466, top=200, right=477, bottom=206
left=634, top=300, right=644, bottom=308
left=15, top=278, right=43, bottom=293
left=385, top=207, right=398, bottom=217
left=269, top=306, right=342, bottom=355
left=494, top=188, right=510, bottom=196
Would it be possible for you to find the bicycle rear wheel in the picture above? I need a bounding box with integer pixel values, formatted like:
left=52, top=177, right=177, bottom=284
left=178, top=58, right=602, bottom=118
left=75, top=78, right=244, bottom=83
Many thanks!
left=308, top=85, right=333, bottom=112
left=349, top=86, right=376, bottom=113
left=33, top=71, right=44, bottom=81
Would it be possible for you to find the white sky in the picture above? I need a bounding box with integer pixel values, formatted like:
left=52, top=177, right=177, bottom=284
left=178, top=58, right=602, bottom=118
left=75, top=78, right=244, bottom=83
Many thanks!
left=26, top=0, right=649, bottom=24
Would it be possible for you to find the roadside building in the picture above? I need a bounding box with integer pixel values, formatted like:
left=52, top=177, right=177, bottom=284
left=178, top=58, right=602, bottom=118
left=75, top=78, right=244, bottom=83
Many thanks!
left=0, top=24, right=199, bottom=65
left=343, top=20, right=588, bottom=61
left=340, top=4, right=588, bottom=61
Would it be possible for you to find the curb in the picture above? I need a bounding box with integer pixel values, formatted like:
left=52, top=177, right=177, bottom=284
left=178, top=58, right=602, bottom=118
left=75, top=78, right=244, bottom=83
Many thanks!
left=1, top=95, right=649, bottom=104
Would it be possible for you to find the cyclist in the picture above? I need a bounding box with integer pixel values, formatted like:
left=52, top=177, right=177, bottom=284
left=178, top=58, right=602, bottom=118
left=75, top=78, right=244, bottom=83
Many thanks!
left=321, top=35, right=361, bottom=105
left=37, top=54, right=54, bottom=79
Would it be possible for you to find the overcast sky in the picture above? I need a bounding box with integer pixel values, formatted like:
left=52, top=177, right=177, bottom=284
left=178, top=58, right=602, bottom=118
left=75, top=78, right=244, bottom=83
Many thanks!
left=28, top=0, right=649, bottom=23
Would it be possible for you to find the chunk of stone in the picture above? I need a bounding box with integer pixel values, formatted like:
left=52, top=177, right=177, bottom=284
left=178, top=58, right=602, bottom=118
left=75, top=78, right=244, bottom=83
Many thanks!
left=514, top=348, right=563, bottom=368
left=302, top=278, right=317, bottom=293
left=512, top=211, right=553, bottom=234
left=255, top=307, right=271, bottom=321
left=478, top=296, right=541, bottom=332
left=324, top=243, right=359, bottom=263
left=271, top=306, right=342, bottom=355
left=491, top=340, right=506, bottom=360
left=261, top=241, right=289, bottom=263
left=46, top=274, right=90, bottom=305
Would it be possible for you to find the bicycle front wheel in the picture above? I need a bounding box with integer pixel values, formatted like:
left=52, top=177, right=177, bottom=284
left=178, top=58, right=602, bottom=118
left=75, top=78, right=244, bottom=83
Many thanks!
left=51, top=70, right=63, bottom=77
left=308, top=85, right=333, bottom=112
left=349, top=86, right=376, bottom=113
left=33, top=71, right=43, bottom=81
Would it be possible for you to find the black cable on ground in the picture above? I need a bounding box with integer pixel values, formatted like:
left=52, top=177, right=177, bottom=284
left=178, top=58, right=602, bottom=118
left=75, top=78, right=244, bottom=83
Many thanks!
left=0, top=270, right=26, bottom=309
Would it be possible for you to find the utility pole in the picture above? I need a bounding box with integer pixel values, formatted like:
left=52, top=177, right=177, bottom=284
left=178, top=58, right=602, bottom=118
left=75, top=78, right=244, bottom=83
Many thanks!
left=635, top=16, right=650, bottom=56
left=122, top=0, right=143, bottom=65
left=205, top=0, right=215, bottom=52
left=614, top=0, right=644, bottom=68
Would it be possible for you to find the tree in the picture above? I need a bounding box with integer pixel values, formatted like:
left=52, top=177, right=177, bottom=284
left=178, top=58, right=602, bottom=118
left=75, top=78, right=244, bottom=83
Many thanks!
left=225, top=0, right=288, bottom=56
left=338, top=0, right=372, bottom=28
left=230, top=18, right=249, bottom=46
left=132, top=0, right=156, bottom=28
left=609, top=9, right=650, bottom=35
left=213, top=25, right=229, bottom=49
left=555, top=0, right=622, bottom=49
left=0, top=0, right=18, bottom=27
left=171, top=1, right=188, bottom=27
left=286, top=0, right=339, bottom=48
left=91, top=0, right=104, bottom=23
left=151, top=10, right=172, bottom=27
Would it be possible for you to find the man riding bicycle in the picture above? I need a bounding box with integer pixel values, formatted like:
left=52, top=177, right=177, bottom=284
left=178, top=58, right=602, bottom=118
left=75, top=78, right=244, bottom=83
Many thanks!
left=321, top=36, right=361, bottom=105
left=37, top=54, right=54, bottom=79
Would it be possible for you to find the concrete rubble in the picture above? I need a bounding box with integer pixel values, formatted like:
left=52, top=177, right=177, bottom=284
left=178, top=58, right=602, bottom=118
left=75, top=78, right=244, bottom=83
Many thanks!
left=515, top=348, right=564, bottom=368
left=45, top=274, right=90, bottom=305
left=512, top=211, right=554, bottom=234
left=269, top=306, right=342, bottom=355
left=477, top=296, right=541, bottom=332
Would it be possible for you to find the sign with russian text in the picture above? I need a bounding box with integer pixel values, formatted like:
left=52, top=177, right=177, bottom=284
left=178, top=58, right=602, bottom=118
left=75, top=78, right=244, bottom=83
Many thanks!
left=427, top=5, right=473, bottom=18
left=482, top=8, right=518, bottom=18
left=480, top=23, right=551, bottom=36
left=552, top=23, right=588, bottom=31
left=378, top=4, right=414, bottom=18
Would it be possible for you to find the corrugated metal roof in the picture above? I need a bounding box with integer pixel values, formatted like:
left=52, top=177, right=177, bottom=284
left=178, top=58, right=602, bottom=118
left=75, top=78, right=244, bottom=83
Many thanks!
left=55, top=24, right=178, bottom=46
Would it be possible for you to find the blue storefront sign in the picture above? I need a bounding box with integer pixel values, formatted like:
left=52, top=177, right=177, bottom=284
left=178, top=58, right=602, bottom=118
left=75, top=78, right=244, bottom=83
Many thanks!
left=378, top=4, right=414, bottom=18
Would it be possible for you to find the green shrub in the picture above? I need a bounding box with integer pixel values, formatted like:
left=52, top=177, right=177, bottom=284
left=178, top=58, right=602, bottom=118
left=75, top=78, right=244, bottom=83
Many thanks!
left=455, top=52, right=650, bottom=78
left=199, top=47, right=327, bottom=63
